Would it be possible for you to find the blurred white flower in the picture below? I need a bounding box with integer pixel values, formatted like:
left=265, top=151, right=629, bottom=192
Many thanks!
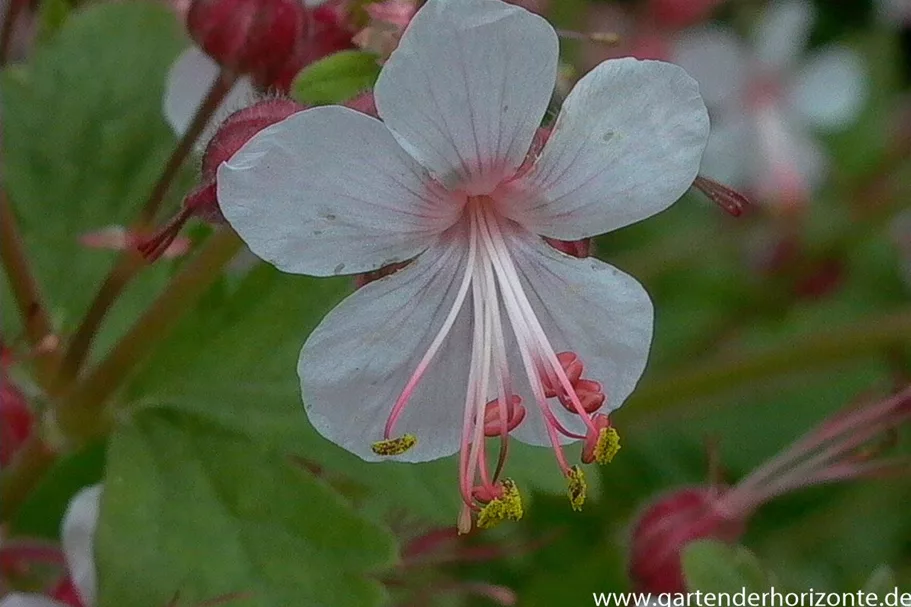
left=877, top=0, right=911, bottom=25
left=673, top=0, right=867, bottom=208
left=162, top=47, right=257, bottom=146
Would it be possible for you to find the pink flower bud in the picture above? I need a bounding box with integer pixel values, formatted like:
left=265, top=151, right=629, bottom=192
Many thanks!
left=141, top=98, right=306, bottom=261
left=186, top=0, right=309, bottom=89
left=628, top=486, right=745, bottom=593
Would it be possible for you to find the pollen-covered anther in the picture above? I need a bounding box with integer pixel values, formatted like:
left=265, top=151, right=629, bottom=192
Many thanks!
left=476, top=479, right=523, bottom=529
left=371, top=434, right=417, bottom=456
left=582, top=413, right=620, bottom=464
left=483, top=395, right=526, bottom=437
left=566, top=466, right=587, bottom=512
left=541, top=351, right=584, bottom=398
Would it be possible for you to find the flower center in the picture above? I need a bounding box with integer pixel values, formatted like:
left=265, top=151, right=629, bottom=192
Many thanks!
left=372, top=196, right=619, bottom=531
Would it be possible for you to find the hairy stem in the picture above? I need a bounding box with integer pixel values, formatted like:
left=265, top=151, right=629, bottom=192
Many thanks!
left=0, top=432, right=57, bottom=522
left=57, top=70, right=237, bottom=387
left=0, top=182, right=62, bottom=387
left=56, top=229, right=242, bottom=444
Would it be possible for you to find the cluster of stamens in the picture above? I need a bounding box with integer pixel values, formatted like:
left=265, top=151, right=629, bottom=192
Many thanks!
left=371, top=196, right=622, bottom=532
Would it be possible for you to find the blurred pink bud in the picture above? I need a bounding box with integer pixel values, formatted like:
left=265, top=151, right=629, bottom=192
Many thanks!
left=648, top=0, right=725, bottom=29
left=629, top=486, right=744, bottom=592
left=629, top=386, right=911, bottom=593
left=1, top=373, right=34, bottom=466
left=186, top=0, right=309, bottom=89
left=80, top=226, right=191, bottom=259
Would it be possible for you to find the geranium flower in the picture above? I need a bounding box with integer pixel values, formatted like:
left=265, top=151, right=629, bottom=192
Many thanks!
left=218, top=0, right=708, bottom=530
left=673, top=0, right=867, bottom=208
left=0, top=485, right=100, bottom=607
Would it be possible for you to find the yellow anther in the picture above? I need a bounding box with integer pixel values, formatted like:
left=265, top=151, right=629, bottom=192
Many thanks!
left=370, top=434, right=417, bottom=456
left=477, top=479, right=524, bottom=530
left=594, top=427, right=621, bottom=465
left=566, top=466, right=587, bottom=512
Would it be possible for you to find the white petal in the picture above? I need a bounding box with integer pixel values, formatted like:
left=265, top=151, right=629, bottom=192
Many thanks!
left=299, top=236, right=471, bottom=462
left=163, top=47, right=257, bottom=149
left=753, top=0, right=815, bottom=71
left=501, top=232, right=653, bottom=446
left=218, top=106, right=458, bottom=276
left=672, top=26, right=749, bottom=107
left=787, top=45, right=867, bottom=131
left=0, top=595, right=67, bottom=607
left=700, top=111, right=753, bottom=187
left=374, top=0, right=558, bottom=193
left=504, top=58, right=709, bottom=240
left=61, top=484, right=102, bottom=607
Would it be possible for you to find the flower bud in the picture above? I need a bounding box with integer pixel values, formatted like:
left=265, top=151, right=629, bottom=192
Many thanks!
left=141, top=98, right=306, bottom=260
left=628, top=486, right=744, bottom=593
left=186, top=0, right=310, bottom=89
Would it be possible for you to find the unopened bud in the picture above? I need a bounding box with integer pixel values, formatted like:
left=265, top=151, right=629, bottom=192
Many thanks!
left=629, top=486, right=744, bottom=593
left=186, top=0, right=310, bottom=89
left=141, top=98, right=306, bottom=261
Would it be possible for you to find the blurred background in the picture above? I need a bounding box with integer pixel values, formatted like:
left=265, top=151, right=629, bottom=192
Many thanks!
left=1, top=0, right=909, bottom=605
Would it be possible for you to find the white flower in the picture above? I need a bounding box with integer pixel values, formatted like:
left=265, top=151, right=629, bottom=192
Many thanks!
left=218, top=0, right=708, bottom=528
left=673, top=0, right=867, bottom=207
left=1, top=486, right=101, bottom=607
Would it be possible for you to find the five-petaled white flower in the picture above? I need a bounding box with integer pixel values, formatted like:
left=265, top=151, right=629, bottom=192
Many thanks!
left=672, top=0, right=867, bottom=208
left=219, top=0, right=709, bottom=529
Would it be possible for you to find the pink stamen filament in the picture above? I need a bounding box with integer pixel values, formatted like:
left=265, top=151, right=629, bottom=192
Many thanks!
left=478, top=209, right=598, bottom=436
left=383, top=226, right=479, bottom=439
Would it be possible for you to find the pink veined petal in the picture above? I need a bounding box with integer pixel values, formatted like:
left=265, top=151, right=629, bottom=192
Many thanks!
left=61, top=484, right=102, bottom=607
left=0, top=595, right=68, bottom=607
left=163, top=47, right=257, bottom=149
left=218, top=106, right=460, bottom=277
left=299, top=235, right=472, bottom=462
left=374, top=0, right=558, bottom=193
left=752, top=0, right=815, bottom=72
left=503, top=58, right=709, bottom=241
left=497, top=229, right=654, bottom=447
left=672, top=26, right=749, bottom=108
left=787, top=45, right=867, bottom=131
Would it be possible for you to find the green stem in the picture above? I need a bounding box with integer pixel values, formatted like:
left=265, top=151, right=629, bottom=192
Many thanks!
left=55, top=229, right=242, bottom=444
left=0, top=180, right=62, bottom=388
left=0, top=432, right=57, bottom=522
left=56, top=70, right=237, bottom=388
left=625, top=309, right=911, bottom=416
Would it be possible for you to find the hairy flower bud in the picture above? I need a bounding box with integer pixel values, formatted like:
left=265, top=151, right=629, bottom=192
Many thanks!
left=628, top=486, right=744, bottom=593
left=186, top=0, right=310, bottom=89
left=141, top=98, right=306, bottom=260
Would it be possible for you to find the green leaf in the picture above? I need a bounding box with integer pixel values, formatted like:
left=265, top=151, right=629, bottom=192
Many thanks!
left=862, top=566, right=897, bottom=594
left=97, top=408, right=396, bottom=607
left=125, top=264, right=598, bottom=525
left=0, top=2, right=192, bottom=354
left=11, top=441, right=106, bottom=538
left=682, top=540, right=772, bottom=593
left=291, top=50, right=381, bottom=106
left=36, top=0, right=73, bottom=43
